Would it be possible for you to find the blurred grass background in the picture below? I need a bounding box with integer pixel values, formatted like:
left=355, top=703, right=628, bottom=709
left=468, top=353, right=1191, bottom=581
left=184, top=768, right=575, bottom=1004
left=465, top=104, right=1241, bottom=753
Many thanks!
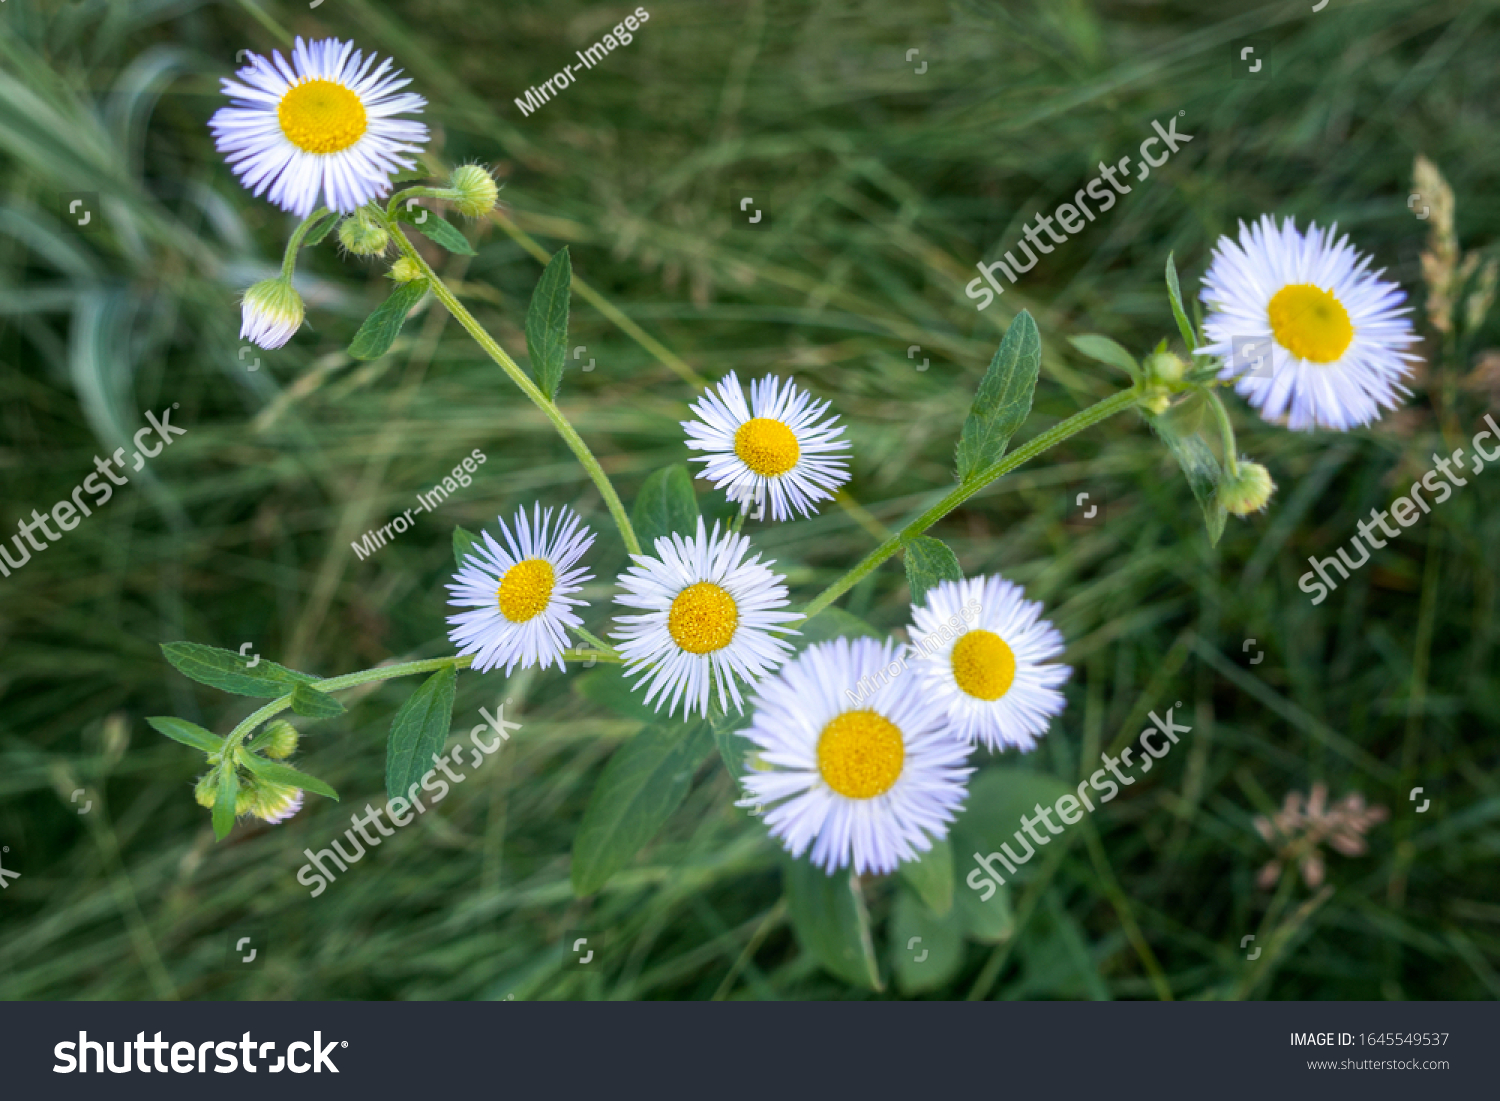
left=1, top=0, right=1498, bottom=1000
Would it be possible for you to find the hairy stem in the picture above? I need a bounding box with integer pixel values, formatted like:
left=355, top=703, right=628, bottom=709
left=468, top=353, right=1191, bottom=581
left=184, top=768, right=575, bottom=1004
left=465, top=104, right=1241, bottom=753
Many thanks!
left=386, top=223, right=641, bottom=556
left=280, top=207, right=332, bottom=281
left=1205, top=389, right=1240, bottom=476
left=800, top=387, right=1142, bottom=619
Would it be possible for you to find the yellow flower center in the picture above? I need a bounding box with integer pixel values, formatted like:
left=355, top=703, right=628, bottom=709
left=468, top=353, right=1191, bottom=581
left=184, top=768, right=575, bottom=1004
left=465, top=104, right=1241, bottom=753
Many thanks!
left=817, top=710, right=904, bottom=799
left=497, top=558, right=555, bottom=623
left=1267, top=283, right=1354, bottom=364
left=734, top=418, right=801, bottom=478
left=667, top=582, right=739, bottom=654
left=950, top=629, right=1017, bottom=701
left=277, top=79, right=368, bottom=155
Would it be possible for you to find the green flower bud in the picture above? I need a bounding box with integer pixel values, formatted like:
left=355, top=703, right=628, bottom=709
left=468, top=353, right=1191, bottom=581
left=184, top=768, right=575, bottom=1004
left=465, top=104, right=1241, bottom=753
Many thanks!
left=389, top=256, right=424, bottom=283
left=241, top=278, right=305, bottom=350
left=338, top=209, right=390, bottom=256
left=194, top=772, right=218, bottom=809
left=1219, top=461, right=1276, bottom=516
left=448, top=164, right=499, bottom=218
left=251, top=780, right=304, bottom=824
left=1144, top=350, right=1187, bottom=385
left=235, top=779, right=258, bottom=816
left=262, top=720, right=299, bottom=760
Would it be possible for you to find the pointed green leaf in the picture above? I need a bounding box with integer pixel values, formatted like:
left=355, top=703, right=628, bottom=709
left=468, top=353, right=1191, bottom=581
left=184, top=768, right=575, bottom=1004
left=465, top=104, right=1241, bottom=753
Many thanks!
left=212, top=766, right=238, bottom=841
left=890, top=886, right=965, bottom=993
left=302, top=211, right=339, bottom=248
left=955, top=310, right=1043, bottom=481
left=784, top=858, right=883, bottom=990
left=290, top=682, right=345, bottom=719
left=453, top=525, right=480, bottom=569
left=397, top=206, right=476, bottom=256
left=631, top=464, right=699, bottom=548
left=571, top=719, right=716, bottom=896
left=710, top=705, right=754, bottom=782
left=385, top=665, right=458, bottom=801
left=161, top=642, right=318, bottom=698
left=1068, top=334, right=1139, bottom=380
left=955, top=871, right=1015, bottom=944
left=525, top=246, right=572, bottom=399
left=904, top=535, right=963, bottom=606
left=1165, top=252, right=1198, bottom=352
left=146, top=715, right=223, bottom=754
left=237, top=753, right=339, bottom=801
left=898, top=835, right=955, bottom=916
left=348, top=278, right=430, bottom=360
left=1146, top=410, right=1227, bottom=545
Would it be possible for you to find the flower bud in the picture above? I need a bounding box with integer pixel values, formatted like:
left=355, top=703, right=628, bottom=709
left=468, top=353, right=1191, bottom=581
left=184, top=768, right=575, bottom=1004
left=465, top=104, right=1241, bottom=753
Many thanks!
left=448, top=164, right=499, bottom=218
left=194, top=772, right=218, bottom=808
left=1144, top=350, right=1186, bottom=385
left=1219, top=461, right=1276, bottom=516
left=240, top=277, right=305, bottom=350
left=338, top=208, right=390, bottom=256
left=251, top=781, right=305, bottom=825
left=261, top=720, right=299, bottom=760
left=389, top=256, right=424, bottom=283
left=235, top=780, right=258, bottom=816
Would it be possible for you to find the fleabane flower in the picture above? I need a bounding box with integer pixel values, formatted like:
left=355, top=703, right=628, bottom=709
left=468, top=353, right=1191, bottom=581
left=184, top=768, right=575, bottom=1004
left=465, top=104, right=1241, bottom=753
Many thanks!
left=247, top=781, right=305, bottom=824
left=447, top=504, right=595, bottom=675
left=210, top=37, right=428, bottom=217
left=611, top=517, right=798, bottom=718
left=1196, top=215, right=1420, bottom=432
left=909, top=575, right=1070, bottom=753
left=683, top=372, right=851, bottom=521
left=737, top=636, right=973, bottom=875
left=240, top=277, right=305, bottom=350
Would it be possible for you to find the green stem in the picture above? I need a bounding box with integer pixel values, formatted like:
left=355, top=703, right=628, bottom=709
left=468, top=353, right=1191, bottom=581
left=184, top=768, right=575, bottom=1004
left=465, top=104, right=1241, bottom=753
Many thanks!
left=1205, top=390, right=1240, bottom=476
left=386, top=223, right=641, bottom=556
left=280, top=207, right=332, bottom=281
left=386, top=186, right=461, bottom=220
left=800, top=387, right=1142, bottom=620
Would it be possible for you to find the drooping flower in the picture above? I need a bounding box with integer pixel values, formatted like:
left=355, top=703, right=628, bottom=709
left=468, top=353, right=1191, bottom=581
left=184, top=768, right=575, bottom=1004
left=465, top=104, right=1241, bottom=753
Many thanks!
left=908, top=575, right=1070, bottom=753
left=210, top=37, right=428, bottom=217
left=611, top=517, right=798, bottom=718
left=737, top=636, right=973, bottom=875
left=1196, top=215, right=1420, bottom=432
left=682, top=372, right=851, bottom=522
left=447, top=505, right=595, bottom=675
left=239, top=277, right=305, bottom=350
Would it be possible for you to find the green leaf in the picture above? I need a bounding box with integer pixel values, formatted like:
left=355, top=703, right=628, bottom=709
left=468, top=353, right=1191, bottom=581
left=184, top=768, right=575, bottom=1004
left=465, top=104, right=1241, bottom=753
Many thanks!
left=1165, top=251, right=1198, bottom=352
left=574, top=666, right=662, bottom=725
left=525, top=246, right=572, bottom=399
left=302, top=211, right=339, bottom=248
left=237, top=754, right=339, bottom=801
left=955, top=309, right=1043, bottom=481
left=453, top=525, right=480, bottom=568
left=1069, top=334, right=1139, bottom=380
left=631, top=464, right=699, bottom=548
left=1146, top=409, right=1227, bottom=545
left=145, top=715, right=222, bottom=754
left=161, top=641, right=318, bottom=698
left=903, top=535, right=962, bottom=606
left=397, top=206, right=477, bottom=256
left=792, top=607, right=878, bottom=653
left=783, top=858, right=882, bottom=990
left=212, top=766, right=238, bottom=841
left=348, top=278, right=430, bottom=361
left=898, top=835, right=955, bottom=916
left=890, top=887, right=965, bottom=994
left=384, top=665, right=458, bottom=801
left=710, top=705, right=754, bottom=781
left=290, top=682, right=345, bottom=720
left=571, top=720, right=715, bottom=896
left=955, top=871, right=1015, bottom=944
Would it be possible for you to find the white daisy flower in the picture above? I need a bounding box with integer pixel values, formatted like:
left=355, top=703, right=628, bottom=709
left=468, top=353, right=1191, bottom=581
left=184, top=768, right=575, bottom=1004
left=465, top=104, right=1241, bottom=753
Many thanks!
left=909, top=575, right=1070, bottom=753
left=683, top=372, right=851, bottom=521
left=1196, top=215, right=1420, bottom=432
left=240, top=278, right=305, bottom=350
left=447, top=504, right=595, bottom=675
left=611, top=517, right=799, bottom=718
left=210, top=37, right=429, bottom=217
left=737, top=636, right=973, bottom=875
